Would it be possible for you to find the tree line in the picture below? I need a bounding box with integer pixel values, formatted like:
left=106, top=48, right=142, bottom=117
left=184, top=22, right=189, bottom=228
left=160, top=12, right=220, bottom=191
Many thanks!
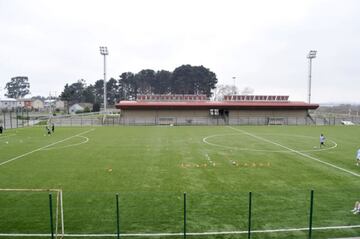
left=59, top=64, right=218, bottom=107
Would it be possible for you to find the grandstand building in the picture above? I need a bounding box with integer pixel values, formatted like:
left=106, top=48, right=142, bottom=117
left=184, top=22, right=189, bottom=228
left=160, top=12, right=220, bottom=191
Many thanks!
left=115, top=94, right=319, bottom=125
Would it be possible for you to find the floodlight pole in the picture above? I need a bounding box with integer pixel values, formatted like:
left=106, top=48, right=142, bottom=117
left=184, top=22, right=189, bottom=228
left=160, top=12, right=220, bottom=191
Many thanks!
left=232, top=76, right=237, bottom=95
left=100, top=46, right=109, bottom=113
left=307, top=50, right=317, bottom=103
left=103, top=53, right=107, bottom=113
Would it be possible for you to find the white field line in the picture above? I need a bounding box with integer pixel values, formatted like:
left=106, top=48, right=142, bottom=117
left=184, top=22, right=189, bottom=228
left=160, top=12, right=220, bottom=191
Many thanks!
left=227, top=126, right=360, bottom=178
left=41, top=135, right=89, bottom=151
left=0, top=129, right=95, bottom=167
left=0, top=134, right=16, bottom=141
left=0, top=188, right=61, bottom=192
left=1, top=224, right=360, bottom=237
left=202, top=133, right=338, bottom=153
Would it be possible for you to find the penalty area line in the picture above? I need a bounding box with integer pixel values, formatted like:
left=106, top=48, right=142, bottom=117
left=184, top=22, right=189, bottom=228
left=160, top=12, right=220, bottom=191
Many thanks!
left=0, top=128, right=95, bottom=167
left=227, top=126, right=360, bottom=178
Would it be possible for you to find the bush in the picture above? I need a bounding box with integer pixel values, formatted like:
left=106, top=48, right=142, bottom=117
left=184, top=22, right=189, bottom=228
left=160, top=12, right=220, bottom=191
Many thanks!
left=84, top=106, right=91, bottom=113
left=93, top=102, right=101, bottom=112
left=36, top=120, right=48, bottom=125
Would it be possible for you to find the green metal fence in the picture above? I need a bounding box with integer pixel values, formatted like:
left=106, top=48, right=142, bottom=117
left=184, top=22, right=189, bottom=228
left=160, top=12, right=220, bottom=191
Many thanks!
left=1, top=189, right=360, bottom=238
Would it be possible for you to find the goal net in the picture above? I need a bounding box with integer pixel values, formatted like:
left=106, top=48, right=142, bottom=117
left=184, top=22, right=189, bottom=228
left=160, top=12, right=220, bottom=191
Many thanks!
left=0, top=188, right=64, bottom=238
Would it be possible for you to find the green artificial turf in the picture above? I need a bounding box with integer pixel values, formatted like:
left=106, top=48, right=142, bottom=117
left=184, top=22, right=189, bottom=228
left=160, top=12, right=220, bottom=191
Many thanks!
left=0, top=125, right=360, bottom=238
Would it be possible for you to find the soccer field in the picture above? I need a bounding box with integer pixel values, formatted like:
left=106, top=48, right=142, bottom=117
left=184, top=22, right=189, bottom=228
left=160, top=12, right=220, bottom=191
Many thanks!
left=1, top=125, right=360, bottom=238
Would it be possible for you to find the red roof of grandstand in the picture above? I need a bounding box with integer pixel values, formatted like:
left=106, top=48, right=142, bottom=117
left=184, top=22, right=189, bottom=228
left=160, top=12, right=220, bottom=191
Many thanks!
left=116, top=100, right=319, bottom=110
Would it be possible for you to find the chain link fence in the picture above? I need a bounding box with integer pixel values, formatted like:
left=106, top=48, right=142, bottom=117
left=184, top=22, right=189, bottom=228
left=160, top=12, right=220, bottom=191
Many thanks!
left=1, top=110, right=360, bottom=128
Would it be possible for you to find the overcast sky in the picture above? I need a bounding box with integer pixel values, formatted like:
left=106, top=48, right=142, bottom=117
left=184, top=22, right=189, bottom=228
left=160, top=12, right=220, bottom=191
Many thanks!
left=1, top=0, right=359, bottom=103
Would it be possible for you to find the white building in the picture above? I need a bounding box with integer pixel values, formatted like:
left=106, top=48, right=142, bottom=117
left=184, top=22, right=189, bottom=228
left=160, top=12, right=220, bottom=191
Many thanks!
left=32, top=99, right=44, bottom=111
left=44, top=99, right=56, bottom=109
left=0, top=98, right=18, bottom=110
left=55, top=100, right=65, bottom=110
left=17, top=98, right=32, bottom=109
left=69, top=103, right=93, bottom=114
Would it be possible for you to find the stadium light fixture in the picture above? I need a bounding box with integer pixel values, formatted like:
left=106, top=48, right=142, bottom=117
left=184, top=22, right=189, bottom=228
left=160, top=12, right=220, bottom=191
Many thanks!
left=307, top=50, right=317, bottom=103
left=99, top=46, right=109, bottom=113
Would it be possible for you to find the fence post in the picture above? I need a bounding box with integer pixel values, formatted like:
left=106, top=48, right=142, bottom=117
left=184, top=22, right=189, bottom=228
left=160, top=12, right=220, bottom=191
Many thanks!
left=3, top=112, right=5, bottom=129
left=116, top=193, right=120, bottom=239
left=21, top=108, right=24, bottom=127
left=16, top=108, right=18, bottom=128
left=183, top=192, right=187, bottom=239
left=49, top=193, right=54, bottom=239
left=248, top=192, right=252, bottom=239
left=308, top=190, right=314, bottom=239
left=10, top=111, right=13, bottom=128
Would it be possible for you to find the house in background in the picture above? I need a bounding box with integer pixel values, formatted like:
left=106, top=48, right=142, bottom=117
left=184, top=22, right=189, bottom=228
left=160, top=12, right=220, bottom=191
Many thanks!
left=0, top=98, right=18, bottom=110
left=69, top=103, right=93, bottom=114
left=32, top=99, right=44, bottom=111
left=17, top=98, right=32, bottom=110
left=55, top=100, right=65, bottom=111
left=44, top=99, right=56, bottom=111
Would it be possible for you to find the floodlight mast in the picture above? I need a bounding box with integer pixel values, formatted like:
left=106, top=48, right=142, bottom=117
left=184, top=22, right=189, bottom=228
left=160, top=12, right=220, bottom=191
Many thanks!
left=307, top=50, right=317, bottom=103
left=99, top=46, right=109, bottom=113
left=232, top=76, right=237, bottom=94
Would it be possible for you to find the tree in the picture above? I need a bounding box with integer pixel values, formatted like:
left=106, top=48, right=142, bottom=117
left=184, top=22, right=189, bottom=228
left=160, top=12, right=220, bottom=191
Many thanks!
left=171, top=65, right=217, bottom=97
left=135, top=69, right=156, bottom=95
left=93, top=78, right=120, bottom=105
left=5, top=76, right=30, bottom=98
left=106, top=78, right=120, bottom=105
left=93, top=102, right=101, bottom=112
left=60, top=79, right=86, bottom=104
left=31, top=95, right=46, bottom=101
left=212, top=84, right=239, bottom=101
left=171, top=65, right=195, bottom=95
left=82, top=85, right=95, bottom=103
left=59, top=64, right=219, bottom=106
left=94, top=79, right=104, bottom=102
left=241, top=87, right=254, bottom=95
left=118, top=72, right=136, bottom=100
left=154, top=70, right=172, bottom=94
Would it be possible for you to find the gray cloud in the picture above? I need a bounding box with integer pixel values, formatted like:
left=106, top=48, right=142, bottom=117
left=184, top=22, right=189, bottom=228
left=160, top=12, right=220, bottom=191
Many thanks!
left=0, top=0, right=359, bottom=103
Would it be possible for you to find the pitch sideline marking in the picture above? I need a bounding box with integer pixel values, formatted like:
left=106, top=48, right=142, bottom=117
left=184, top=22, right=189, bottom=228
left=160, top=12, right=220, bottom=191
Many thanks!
left=0, top=129, right=95, bottom=167
left=227, top=126, right=360, bottom=178
left=1, top=224, right=360, bottom=237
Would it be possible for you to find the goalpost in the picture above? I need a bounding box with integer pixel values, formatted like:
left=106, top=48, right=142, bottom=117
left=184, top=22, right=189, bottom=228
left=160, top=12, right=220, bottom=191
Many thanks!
left=0, top=188, right=64, bottom=238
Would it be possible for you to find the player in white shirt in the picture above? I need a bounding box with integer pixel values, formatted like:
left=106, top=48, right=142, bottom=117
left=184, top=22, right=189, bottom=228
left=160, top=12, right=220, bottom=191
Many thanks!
left=320, top=134, right=326, bottom=148
left=356, top=148, right=360, bottom=166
